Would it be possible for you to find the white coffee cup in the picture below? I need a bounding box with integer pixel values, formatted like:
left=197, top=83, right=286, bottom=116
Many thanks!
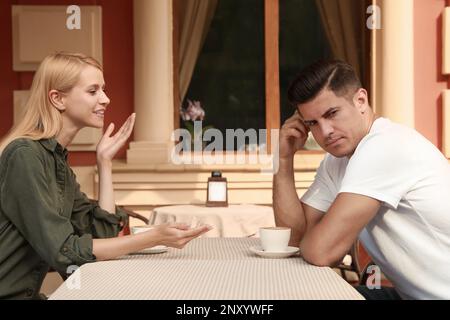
left=259, top=227, right=291, bottom=252
left=130, top=225, right=168, bottom=253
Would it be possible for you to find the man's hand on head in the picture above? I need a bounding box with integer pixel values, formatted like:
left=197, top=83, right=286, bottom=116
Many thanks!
left=279, top=111, right=310, bottom=160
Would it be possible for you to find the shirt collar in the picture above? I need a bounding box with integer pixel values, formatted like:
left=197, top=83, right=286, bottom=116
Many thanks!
left=39, top=138, right=69, bottom=159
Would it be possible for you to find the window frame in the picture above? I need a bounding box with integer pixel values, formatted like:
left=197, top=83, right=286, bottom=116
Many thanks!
left=172, top=0, right=372, bottom=153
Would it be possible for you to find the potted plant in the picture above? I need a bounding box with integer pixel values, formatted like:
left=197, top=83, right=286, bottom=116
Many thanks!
left=180, top=99, right=213, bottom=151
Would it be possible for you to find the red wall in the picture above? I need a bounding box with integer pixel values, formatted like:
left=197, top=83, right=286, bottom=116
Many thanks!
left=0, top=0, right=134, bottom=166
left=414, top=0, right=448, bottom=150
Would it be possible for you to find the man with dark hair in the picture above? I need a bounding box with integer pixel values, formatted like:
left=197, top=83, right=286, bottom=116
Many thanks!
left=273, top=60, right=450, bottom=300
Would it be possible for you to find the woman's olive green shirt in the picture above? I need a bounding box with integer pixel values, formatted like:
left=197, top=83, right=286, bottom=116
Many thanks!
left=0, top=138, right=128, bottom=299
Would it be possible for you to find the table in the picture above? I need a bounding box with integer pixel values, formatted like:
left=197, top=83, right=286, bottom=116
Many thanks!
left=49, top=238, right=364, bottom=300
left=149, top=204, right=276, bottom=237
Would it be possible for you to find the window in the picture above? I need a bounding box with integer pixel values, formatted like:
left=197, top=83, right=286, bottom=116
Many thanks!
left=174, top=0, right=371, bottom=151
left=279, top=0, right=331, bottom=123
left=184, top=0, right=265, bottom=148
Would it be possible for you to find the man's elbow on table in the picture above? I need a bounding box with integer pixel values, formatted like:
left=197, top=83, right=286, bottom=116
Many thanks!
left=301, top=244, right=341, bottom=267
left=302, top=251, right=331, bottom=267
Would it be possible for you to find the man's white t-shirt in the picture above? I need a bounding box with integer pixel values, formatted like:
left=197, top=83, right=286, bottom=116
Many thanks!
left=301, top=117, right=450, bottom=300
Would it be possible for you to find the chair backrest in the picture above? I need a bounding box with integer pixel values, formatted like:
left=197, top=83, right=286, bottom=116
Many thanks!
left=117, top=206, right=149, bottom=235
left=336, top=241, right=362, bottom=284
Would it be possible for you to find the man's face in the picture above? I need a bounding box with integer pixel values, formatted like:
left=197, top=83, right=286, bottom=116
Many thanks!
left=297, top=88, right=369, bottom=158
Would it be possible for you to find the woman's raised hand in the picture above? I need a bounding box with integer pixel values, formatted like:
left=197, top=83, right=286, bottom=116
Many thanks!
left=96, top=113, right=136, bottom=164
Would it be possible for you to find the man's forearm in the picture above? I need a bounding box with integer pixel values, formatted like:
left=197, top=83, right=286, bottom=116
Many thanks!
left=273, top=158, right=307, bottom=246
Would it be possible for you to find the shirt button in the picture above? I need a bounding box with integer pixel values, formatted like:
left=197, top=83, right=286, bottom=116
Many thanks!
left=26, top=289, right=34, bottom=297
left=62, top=247, right=68, bottom=253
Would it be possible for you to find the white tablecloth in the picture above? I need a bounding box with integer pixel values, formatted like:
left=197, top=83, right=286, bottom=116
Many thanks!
left=150, top=204, right=276, bottom=237
left=49, top=238, right=364, bottom=300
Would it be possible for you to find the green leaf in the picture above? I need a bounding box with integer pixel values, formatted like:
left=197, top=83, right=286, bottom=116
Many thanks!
left=184, top=121, right=194, bottom=132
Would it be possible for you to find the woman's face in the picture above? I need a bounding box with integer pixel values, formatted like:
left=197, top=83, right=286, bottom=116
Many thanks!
left=61, top=65, right=110, bottom=129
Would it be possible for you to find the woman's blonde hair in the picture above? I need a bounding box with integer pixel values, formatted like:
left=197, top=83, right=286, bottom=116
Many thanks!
left=0, top=52, right=102, bottom=153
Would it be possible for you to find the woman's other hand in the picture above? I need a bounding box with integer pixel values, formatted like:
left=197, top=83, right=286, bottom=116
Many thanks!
left=152, top=223, right=213, bottom=249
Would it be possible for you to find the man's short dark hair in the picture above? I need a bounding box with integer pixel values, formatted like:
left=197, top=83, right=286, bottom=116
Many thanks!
left=287, top=60, right=362, bottom=107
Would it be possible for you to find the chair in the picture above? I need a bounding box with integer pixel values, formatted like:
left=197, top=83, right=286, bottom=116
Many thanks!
left=85, top=198, right=149, bottom=234
left=337, top=242, right=389, bottom=287
left=336, top=240, right=362, bottom=283
left=117, top=205, right=149, bottom=235
left=359, top=260, right=378, bottom=286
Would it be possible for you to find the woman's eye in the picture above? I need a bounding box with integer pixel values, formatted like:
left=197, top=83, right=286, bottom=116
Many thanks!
left=89, top=91, right=96, bottom=95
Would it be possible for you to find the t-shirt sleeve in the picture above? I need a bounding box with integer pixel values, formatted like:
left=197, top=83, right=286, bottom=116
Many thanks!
left=300, top=155, right=336, bottom=213
left=339, top=133, right=419, bottom=209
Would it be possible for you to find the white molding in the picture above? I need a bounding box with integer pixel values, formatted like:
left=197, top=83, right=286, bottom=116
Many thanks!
left=94, top=153, right=324, bottom=206
left=132, top=0, right=174, bottom=144
left=100, top=171, right=314, bottom=206
left=443, top=7, right=450, bottom=75
left=67, top=129, right=102, bottom=152
left=12, top=5, right=102, bottom=71
left=444, top=90, right=450, bottom=158
left=375, top=0, right=415, bottom=127
left=13, top=90, right=29, bottom=122
left=72, top=166, right=96, bottom=199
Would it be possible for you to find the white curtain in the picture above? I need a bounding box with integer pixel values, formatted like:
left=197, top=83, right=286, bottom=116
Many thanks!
left=315, top=0, right=364, bottom=78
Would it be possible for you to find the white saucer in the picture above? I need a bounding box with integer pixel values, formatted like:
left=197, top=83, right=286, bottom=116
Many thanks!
left=133, top=245, right=168, bottom=254
left=249, top=245, right=300, bottom=259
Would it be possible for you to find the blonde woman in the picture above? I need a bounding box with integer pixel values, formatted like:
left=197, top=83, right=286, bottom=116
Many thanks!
left=0, top=53, right=211, bottom=300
